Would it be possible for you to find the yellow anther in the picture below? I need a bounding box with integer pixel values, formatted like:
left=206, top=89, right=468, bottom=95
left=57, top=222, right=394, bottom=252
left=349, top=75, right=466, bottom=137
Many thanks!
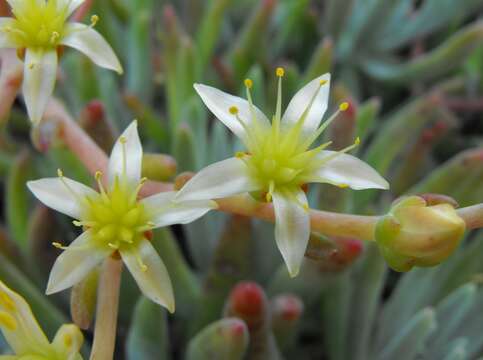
left=64, top=334, right=73, bottom=348
left=244, top=78, right=253, bottom=89
left=135, top=254, right=148, bottom=272
left=276, top=67, right=285, bottom=77
left=0, top=311, right=17, bottom=331
left=28, top=62, right=35, bottom=70
left=235, top=151, right=246, bottom=158
left=57, top=168, right=64, bottom=177
left=339, top=102, right=349, bottom=111
left=73, top=220, right=82, bottom=227
left=90, top=15, right=99, bottom=27
left=0, top=292, right=15, bottom=312
left=50, top=31, right=60, bottom=43
left=265, top=192, right=272, bottom=202
left=140, top=177, right=148, bottom=184
left=319, top=79, right=328, bottom=86
left=302, top=203, right=309, bottom=211
left=338, top=184, right=349, bottom=189
left=52, top=242, right=67, bottom=250
left=95, top=171, right=103, bottom=180
left=229, top=106, right=239, bottom=115
left=108, top=242, right=119, bottom=250
left=119, top=136, right=127, bottom=144
left=355, top=136, right=361, bottom=145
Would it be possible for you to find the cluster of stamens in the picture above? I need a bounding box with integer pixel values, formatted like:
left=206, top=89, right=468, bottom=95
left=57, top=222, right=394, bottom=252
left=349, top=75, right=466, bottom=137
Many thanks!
left=1, top=0, right=100, bottom=55
left=228, top=67, right=359, bottom=204
left=55, top=136, right=152, bottom=271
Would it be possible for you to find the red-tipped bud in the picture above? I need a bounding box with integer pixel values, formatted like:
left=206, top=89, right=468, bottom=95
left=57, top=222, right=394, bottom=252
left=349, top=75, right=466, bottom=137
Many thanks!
left=272, top=295, right=303, bottom=322
left=225, top=282, right=267, bottom=330
left=83, top=100, right=105, bottom=124
left=306, top=234, right=363, bottom=272
left=230, top=282, right=265, bottom=317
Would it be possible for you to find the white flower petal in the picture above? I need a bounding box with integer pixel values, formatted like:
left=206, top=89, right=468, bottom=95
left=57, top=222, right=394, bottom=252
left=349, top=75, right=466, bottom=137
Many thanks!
left=27, top=177, right=97, bottom=219
left=0, top=280, right=49, bottom=354
left=281, top=74, right=331, bottom=138
left=58, top=0, right=85, bottom=16
left=273, top=189, right=310, bottom=277
left=175, top=157, right=260, bottom=201
left=121, top=239, right=175, bottom=312
left=108, top=121, right=142, bottom=186
left=62, top=23, right=123, bottom=74
left=5, top=0, right=23, bottom=9
left=22, top=49, right=58, bottom=124
left=142, top=191, right=217, bottom=228
left=311, top=151, right=389, bottom=190
left=0, top=18, right=16, bottom=48
left=194, top=83, right=270, bottom=144
left=46, top=231, right=109, bottom=295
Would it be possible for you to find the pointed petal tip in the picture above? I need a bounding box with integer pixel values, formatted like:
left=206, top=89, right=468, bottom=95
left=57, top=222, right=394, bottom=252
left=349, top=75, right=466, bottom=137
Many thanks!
left=288, top=268, right=300, bottom=278
left=370, top=177, right=390, bottom=190
left=147, top=293, right=175, bottom=313
left=45, top=281, right=59, bottom=296
left=167, top=302, right=175, bottom=314
left=30, top=115, right=42, bottom=125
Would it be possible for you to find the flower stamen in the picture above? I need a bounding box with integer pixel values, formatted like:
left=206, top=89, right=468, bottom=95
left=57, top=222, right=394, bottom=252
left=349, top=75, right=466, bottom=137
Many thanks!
left=135, top=254, right=148, bottom=272
left=57, top=169, right=84, bottom=203
left=119, top=136, right=127, bottom=177
left=90, top=15, right=100, bottom=28
left=298, top=102, right=349, bottom=152
left=50, top=31, right=60, bottom=44
left=52, top=242, right=68, bottom=250
left=315, top=137, right=361, bottom=167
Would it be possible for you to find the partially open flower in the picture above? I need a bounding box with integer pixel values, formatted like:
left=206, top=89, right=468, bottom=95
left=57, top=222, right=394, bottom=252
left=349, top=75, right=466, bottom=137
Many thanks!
left=375, top=196, right=466, bottom=272
left=0, top=0, right=122, bottom=123
left=176, top=70, right=388, bottom=277
left=28, top=121, right=217, bottom=312
left=0, top=280, right=83, bottom=359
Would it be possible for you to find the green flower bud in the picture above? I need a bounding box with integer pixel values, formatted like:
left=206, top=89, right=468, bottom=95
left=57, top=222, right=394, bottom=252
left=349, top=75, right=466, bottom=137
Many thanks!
left=375, top=196, right=465, bottom=272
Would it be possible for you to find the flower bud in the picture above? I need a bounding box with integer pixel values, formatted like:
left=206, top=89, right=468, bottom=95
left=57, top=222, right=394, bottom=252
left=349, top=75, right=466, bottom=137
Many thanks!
left=375, top=196, right=465, bottom=272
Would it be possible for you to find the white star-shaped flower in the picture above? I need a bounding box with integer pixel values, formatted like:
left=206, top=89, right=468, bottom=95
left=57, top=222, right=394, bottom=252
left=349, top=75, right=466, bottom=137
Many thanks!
left=0, top=0, right=122, bottom=123
left=28, top=121, right=217, bottom=312
left=176, top=69, right=389, bottom=277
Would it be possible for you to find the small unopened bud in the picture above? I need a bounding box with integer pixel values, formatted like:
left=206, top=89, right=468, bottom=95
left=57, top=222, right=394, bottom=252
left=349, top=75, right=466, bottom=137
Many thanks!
left=305, top=234, right=363, bottom=272
left=271, top=294, right=303, bottom=350
left=142, top=153, right=177, bottom=181
left=375, top=196, right=465, bottom=272
left=226, top=282, right=266, bottom=330
left=186, top=318, right=248, bottom=360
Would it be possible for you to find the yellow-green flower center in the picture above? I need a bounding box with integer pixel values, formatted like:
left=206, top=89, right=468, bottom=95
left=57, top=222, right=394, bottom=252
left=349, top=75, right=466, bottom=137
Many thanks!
left=79, top=175, right=152, bottom=252
left=243, top=128, right=317, bottom=190
left=4, top=0, right=69, bottom=49
left=233, top=70, right=355, bottom=201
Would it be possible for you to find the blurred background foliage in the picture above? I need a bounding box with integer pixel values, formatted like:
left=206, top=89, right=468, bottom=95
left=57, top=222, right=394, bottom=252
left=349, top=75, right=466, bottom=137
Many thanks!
left=1, top=0, right=483, bottom=359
